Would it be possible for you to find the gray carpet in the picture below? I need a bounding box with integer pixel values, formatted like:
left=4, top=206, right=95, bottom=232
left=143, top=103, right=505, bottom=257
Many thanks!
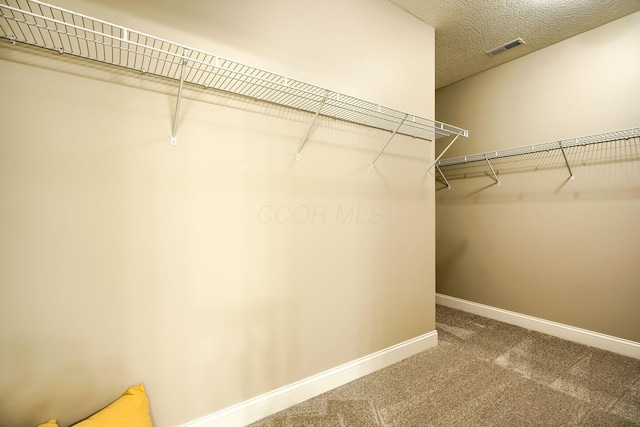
left=250, top=305, right=640, bottom=426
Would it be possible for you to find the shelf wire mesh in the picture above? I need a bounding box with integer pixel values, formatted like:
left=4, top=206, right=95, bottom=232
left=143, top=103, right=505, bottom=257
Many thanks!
left=438, top=128, right=640, bottom=167
left=0, top=0, right=468, bottom=142
left=435, top=128, right=640, bottom=183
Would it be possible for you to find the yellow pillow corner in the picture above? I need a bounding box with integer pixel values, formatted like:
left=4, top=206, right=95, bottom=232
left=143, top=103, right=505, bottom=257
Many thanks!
left=36, top=420, right=59, bottom=427
left=72, top=384, right=152, bottom=427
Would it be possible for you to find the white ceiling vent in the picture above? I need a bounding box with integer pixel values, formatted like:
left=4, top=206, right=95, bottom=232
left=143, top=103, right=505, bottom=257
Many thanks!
left=486, top=38, right=526, bottom=56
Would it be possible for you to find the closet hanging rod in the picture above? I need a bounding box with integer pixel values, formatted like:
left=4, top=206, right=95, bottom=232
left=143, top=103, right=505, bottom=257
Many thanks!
left=0, top=0, right=468, bottom=144
left=437, top=128, right=639, bottom=168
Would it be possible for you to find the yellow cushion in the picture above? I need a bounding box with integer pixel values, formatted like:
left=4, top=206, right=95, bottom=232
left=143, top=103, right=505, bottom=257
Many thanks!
left=72, top=384, right=152, bottom=427
left=36, top=420, right=59, bottom=427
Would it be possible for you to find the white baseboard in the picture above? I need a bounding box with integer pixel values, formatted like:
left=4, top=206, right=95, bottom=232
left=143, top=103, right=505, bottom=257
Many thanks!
left=181, top=330, right=438, bottom=427
left=436, top=293, right=640, bottom=360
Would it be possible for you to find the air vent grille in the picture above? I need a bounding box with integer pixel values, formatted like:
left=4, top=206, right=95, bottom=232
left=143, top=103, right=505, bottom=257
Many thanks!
left=486, top=38, right=525, bottom=56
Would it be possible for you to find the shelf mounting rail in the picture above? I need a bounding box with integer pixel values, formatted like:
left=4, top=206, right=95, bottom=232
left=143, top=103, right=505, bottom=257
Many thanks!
left=0, top=0, right=468, bottom=156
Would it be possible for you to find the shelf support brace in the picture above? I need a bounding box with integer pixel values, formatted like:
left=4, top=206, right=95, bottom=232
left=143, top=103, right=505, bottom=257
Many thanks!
left=484, top=154, right=500, bottom=186
left=296, top=91, right=329, bottom=160
left=426, top=131, right=464, bottom=175
left=559, top=142, right=575, bottom=181
left=370, top=114, right=408, bottom=169
left=171, top=48, right=189, bottom=146
left=435, top=164, right=451, bottom=190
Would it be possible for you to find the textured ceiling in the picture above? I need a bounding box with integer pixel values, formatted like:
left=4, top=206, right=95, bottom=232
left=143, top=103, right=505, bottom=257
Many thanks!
left=388, top=0, right=640, bottom=89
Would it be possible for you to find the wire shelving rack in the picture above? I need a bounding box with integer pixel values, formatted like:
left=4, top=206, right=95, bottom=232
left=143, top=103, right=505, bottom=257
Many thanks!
left=434, top=128, right=640, bottom=188
left=0, top=0, right=468, bottom=165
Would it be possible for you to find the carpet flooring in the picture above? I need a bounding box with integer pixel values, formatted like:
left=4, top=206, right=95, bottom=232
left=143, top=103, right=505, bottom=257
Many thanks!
left=250, top=305, right=640, bottom=426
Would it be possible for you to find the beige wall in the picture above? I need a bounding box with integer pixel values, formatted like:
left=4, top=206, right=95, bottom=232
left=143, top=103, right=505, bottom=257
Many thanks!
left=0, top=1, right=436, bottom=426
left=435, top=12, right=640, bottom=342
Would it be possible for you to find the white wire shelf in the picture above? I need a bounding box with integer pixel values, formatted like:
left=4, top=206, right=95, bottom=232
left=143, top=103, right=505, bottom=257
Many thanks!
left=434, top=128, right=640, bottom=188
left=437, top=128, right=640, bottom=167
left=0, top=0, right=468, bottom=153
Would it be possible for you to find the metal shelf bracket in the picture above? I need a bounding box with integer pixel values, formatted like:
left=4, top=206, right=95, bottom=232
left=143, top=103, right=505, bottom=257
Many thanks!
left=559, top=141, right=574, bottom=181
left=171, top=47, right=189, bottom=146
left=435, top=164, right=451, bottom=189
left=370, top=114, right=408, bottom=169
left=296, top=91, right=329, bottom=160
left=484, top=154, right=500, bottom=186
left=426, top=131, right=464, bottom=175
